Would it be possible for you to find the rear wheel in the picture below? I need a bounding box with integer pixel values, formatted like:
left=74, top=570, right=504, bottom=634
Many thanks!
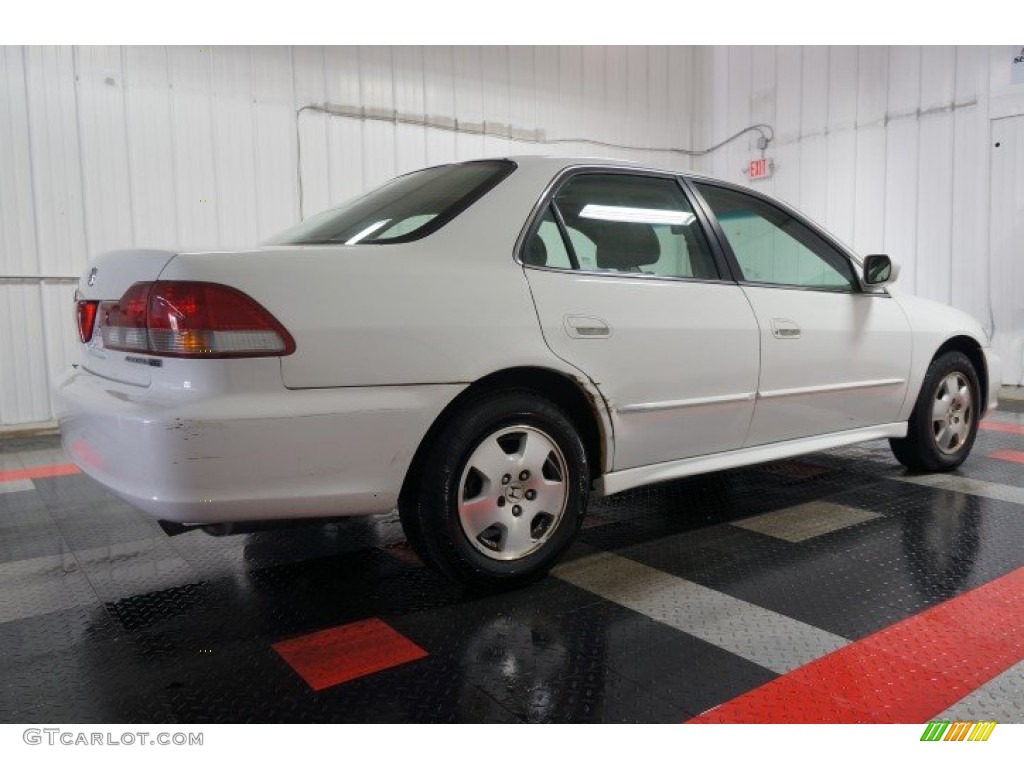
left=399, top=390, right=589, bottom=590
left=890, top=351, right=980, bottom=472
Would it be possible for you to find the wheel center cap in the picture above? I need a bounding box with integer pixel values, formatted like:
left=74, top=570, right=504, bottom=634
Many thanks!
left=506, top=483, right=525, bottom=501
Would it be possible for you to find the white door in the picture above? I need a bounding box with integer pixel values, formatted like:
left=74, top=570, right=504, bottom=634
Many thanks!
left=693, top=182, right=912, bottom=445
left=990, top=116, right=1024, bottom=386
left=522, top=172, right=761, bottom=471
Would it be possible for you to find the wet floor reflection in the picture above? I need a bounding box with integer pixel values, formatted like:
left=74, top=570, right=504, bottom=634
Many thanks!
left=902, top=489, right=982, bottom=600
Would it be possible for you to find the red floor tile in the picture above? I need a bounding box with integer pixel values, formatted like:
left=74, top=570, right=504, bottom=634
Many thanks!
left=687, top=567, right=1024, bottom=724
left=273, top=617, right=428, bottom=691
left=0, top=463, right=80, bottom=483
left=979, top=420, right=1024, bottom=436
left=988, top=449, right=1024, bottom=464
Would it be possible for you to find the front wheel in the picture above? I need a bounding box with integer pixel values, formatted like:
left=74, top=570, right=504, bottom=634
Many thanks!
left=400, top=390, right=590, bottom=590
left=890, top=351, right=981, bottom=472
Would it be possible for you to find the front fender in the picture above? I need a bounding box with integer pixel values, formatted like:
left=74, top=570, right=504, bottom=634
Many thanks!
left=893, top=292, right=997, bottom=419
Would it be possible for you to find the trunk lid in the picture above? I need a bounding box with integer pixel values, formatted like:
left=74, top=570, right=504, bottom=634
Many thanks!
left=77, top=249, right=177, bottom=386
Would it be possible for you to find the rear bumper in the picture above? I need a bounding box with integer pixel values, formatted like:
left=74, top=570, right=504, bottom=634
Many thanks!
left=53, top=367, right=462, bottom=524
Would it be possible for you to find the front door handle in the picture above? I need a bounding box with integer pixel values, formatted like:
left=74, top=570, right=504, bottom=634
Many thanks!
left=771, top=318, right=801, bottom=339
left=564, top=315, right=612, bottom=339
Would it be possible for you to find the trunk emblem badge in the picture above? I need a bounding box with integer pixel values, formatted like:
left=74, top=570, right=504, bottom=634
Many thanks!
left=87, top=267, right=98, bottom=286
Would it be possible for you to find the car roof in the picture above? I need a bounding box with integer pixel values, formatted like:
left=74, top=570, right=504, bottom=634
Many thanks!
left=497, top=154, right=736, bottom=188
left=504, top=154, right=665, bottom=173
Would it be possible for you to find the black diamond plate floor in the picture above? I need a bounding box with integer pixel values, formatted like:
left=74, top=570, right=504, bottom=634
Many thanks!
left=1, top=410, right=1022, bottom=723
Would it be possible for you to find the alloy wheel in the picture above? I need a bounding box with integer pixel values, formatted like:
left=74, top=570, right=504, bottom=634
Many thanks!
left=456, top=425, right=569, bottom=561
left=931, top=372, right=973, bottom=455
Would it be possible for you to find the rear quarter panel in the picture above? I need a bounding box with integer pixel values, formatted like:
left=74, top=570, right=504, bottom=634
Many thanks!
left=158, top=162, right=564, bottom=390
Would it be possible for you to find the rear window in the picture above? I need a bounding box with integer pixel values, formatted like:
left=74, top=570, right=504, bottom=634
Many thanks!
left=266, top=160, right=515, bottom=246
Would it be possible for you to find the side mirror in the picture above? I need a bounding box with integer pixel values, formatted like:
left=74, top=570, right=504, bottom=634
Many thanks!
left=862, top=254, right=899, bottom=288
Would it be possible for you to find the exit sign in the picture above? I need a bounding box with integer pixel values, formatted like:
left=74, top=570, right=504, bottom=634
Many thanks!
left=747, top=157, right=773, bottom=180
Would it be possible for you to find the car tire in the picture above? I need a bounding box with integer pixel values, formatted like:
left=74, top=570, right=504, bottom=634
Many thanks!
left=399, top=389, right=589, bottom=591
left=889, top=351, right=981, bottom=472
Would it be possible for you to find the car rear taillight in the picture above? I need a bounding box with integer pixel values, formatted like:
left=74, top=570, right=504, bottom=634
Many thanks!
left=100, top=281, right=295, bottom=358
left=99, top=282, right=151, bottom=352
left=76, top=299, right=100, bottom=343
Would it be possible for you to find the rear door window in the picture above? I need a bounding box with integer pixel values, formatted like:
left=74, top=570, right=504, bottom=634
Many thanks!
left=528, top=173, right=719, bottom=280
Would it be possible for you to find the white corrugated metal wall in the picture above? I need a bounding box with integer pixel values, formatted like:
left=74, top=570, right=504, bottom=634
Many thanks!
left=3, top=46, right=1021, bottom=427
left=0, top=45, right=697, bottom=426
left=691, top=45, right=1024, bottom=385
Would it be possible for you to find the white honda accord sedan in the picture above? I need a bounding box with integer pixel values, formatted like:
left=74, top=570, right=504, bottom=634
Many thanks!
left=55, top=156, right=1000, bottom=589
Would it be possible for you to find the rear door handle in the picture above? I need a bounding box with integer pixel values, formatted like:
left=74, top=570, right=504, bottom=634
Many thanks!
left=564, top=315, right=612, bottom=339
left=771, top=318, right=801, bottom=339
